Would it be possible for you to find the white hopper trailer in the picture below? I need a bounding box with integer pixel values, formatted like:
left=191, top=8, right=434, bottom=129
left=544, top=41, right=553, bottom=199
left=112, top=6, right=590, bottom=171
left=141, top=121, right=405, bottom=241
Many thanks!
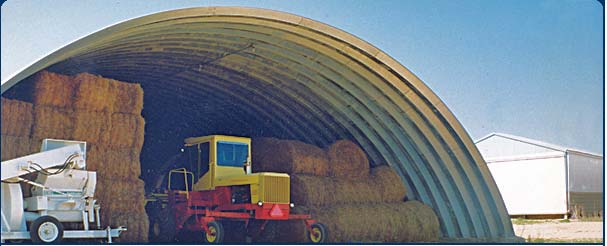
left=1, top=139, right=126, bottom=243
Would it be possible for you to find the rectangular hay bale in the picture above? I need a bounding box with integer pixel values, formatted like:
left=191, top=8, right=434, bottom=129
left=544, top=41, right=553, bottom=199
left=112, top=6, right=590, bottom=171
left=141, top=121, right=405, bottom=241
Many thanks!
left=1, top=135, right=34, bottom=161
left=109, top=113, right=145, bottom=150
left=73, top=73, right=116, bottom=112
left=1, top=98, right=34, bottom=137
left=73, top=110, right=111, bottom=145
left=96, top=178, right=146, bottom=215
left=86, top=145, right=142, bottom=180
left=110, top=81, right=144, bottom=114
left=32, top=106, right=75, bottom=140
left=32, top=71, right=77, bottom=108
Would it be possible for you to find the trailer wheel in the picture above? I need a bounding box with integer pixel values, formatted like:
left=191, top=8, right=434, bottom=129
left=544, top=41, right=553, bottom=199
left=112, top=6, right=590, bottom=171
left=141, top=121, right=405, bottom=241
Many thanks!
left=203, top=221, right=224, bottom=244
left=307, top=223, right=327, bottom=243
left=30, top=216, right=64, bottom=243
left=150, top=207, right=176, bottom=242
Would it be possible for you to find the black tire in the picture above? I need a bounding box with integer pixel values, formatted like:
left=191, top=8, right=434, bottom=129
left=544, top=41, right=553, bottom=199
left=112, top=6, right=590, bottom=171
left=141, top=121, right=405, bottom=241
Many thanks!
left=307, top=223, right=327, bottom=243
left=150, top=207, right=176, bottom=242
left=202, top=221, right=224, bottom=244
left=30, top=216, right=64, bottom=243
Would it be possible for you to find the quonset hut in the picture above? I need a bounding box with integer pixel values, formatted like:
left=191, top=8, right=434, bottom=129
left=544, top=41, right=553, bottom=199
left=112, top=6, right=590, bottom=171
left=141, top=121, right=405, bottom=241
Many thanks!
left=1, top=7, right=518, bottom=242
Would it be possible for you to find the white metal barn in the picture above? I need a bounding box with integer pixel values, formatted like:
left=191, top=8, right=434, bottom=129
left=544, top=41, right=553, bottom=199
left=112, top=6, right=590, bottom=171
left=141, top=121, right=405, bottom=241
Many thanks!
left=476, top=133, right=603, bottom=218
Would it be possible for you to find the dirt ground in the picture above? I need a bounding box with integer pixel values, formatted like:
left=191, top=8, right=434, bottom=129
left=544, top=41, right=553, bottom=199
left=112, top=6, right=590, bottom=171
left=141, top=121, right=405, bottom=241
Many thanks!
left=513, top=220, right=604, bottom=242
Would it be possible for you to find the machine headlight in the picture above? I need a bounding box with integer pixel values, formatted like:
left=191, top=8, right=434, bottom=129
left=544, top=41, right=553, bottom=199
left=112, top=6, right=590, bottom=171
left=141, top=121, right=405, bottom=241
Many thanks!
left=290, top=203, right=295, bottom=208
left=257, top=201, right=263, bottom=206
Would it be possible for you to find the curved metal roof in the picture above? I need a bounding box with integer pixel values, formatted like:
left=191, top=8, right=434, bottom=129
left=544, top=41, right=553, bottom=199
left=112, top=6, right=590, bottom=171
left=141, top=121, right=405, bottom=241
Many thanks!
left=1, top=7, right=516, bottom=241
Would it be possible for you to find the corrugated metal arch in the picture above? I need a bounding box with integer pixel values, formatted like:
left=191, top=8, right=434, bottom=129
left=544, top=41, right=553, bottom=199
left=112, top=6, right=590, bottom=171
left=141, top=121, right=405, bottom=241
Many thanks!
left=1, top=7, right=517, bottom=241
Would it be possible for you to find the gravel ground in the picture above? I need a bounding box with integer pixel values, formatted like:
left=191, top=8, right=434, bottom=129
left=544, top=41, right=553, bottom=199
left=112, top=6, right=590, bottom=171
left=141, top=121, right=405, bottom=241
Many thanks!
left=513, top=220, right=603, bottom=241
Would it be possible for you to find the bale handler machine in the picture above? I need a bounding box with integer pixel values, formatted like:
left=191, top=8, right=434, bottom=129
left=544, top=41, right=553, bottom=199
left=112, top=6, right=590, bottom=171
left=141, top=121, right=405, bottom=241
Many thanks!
left=1, top=139, right=126, bottom=243
left=146, top=135, right=327, bottom=243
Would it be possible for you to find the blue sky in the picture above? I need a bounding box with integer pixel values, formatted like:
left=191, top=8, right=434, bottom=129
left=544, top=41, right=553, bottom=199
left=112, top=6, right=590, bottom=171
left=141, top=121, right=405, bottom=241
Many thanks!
left=1, top=0, right=604, bottom=153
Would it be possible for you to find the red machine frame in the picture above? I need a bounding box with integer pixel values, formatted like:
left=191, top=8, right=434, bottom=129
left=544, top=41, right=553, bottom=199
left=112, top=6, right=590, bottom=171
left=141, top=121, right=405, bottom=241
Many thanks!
left=165, top=187, right=323, bottom=243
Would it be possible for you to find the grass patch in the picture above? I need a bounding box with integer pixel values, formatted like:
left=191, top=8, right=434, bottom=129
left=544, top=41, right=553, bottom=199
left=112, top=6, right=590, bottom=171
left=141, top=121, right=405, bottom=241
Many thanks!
left=527, top=237, right=603, bottom=243
left=511, top=218, right=547, bottom=225
left=578, top=217, right=604, bottom=222
left=558, top=219, right=570, bottom=223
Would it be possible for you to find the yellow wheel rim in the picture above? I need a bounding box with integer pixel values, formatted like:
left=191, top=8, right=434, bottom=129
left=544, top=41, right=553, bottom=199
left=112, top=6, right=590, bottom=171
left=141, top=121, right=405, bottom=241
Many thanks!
left=206, top=226, right=217, bottom=242
left=310, top=227, right=322, bottom=243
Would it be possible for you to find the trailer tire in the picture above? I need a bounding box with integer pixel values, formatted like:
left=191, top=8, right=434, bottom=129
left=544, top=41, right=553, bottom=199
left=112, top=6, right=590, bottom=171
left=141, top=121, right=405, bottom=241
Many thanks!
left=151, top=208, right=176, bottom=242
left=203, top=221, right=224, bottom=244
left=30, top=216, right=64, bottom=243
left=307, top=223, right=327, bottom=243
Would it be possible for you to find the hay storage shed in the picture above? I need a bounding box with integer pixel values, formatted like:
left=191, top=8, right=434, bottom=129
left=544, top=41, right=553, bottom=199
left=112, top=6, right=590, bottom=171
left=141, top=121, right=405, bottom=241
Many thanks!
left=1, top=7, right=518, bottom=241
left=475, top=133, right=604, bottom=218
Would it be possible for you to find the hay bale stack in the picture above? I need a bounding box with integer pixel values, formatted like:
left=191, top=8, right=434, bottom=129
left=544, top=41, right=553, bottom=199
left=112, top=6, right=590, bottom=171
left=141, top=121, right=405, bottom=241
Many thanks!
left=1, top=98, right=34, bottom=136
left=261, top=201, right=439, bottom=243
left=12, top=70, right=148, bottom=242
left=252, top=138, right=329, bottom=176
left=33, top=71, right=77, bottom=108
left=326, top=140, right=369, bottom=179
left=251, top=137, right=435, bottom=243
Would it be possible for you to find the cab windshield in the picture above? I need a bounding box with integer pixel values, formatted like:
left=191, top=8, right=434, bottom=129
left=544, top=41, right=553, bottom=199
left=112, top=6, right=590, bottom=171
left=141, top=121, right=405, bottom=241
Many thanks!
left=217, top=141, right=248, bottom=167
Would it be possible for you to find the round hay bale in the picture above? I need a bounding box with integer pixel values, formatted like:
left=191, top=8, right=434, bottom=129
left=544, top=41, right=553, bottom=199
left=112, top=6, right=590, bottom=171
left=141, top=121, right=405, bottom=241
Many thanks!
left=252, top=138, right=329, bottom=176
left=326, top=140, right=369, bottom=179
left=371, top=165, right=407, bottom=202
left=290, top=175, right=336, bottom=206
left=290, top=173, right=403, bottom=206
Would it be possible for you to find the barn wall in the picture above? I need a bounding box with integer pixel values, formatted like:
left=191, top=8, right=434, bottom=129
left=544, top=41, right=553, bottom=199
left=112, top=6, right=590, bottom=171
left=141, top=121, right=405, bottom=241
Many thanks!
left=486, top=153, right=567, bottom=215
left=567, top=151, right=603, bottom=217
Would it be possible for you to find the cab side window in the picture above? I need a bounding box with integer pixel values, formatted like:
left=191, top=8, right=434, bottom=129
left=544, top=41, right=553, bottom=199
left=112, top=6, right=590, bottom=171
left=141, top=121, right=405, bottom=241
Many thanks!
left=197, top=142, right=210, bottom=180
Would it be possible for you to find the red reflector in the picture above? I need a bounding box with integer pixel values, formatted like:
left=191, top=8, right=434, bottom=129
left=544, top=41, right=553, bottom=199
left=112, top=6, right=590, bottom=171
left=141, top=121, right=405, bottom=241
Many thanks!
left=269, top=204, right=284, bottom=217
